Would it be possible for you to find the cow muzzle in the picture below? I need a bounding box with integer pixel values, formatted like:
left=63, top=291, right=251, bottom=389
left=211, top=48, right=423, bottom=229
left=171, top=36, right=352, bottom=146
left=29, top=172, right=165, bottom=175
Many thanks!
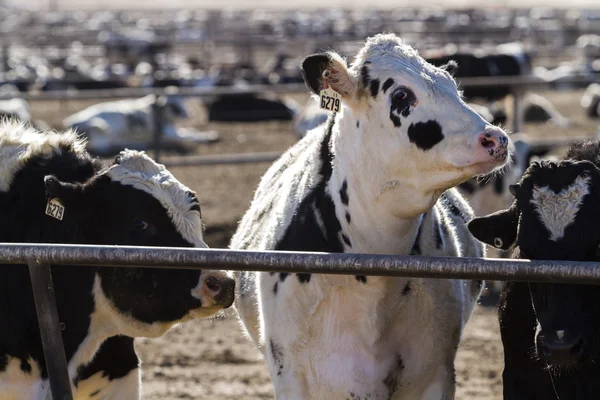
left=192, top=272, right=235, bottom=309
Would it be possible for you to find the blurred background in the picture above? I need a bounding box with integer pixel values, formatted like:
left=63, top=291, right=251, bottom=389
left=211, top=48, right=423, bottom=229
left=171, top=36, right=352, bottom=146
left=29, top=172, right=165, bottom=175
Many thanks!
left=1, top=1, right=599, bottom=399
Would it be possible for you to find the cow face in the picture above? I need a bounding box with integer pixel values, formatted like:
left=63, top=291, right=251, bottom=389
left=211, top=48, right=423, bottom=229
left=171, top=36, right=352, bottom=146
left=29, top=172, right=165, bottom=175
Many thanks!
left=157, top=95, right=189, bottom=123
left=43, top=150, right=233, bottom=337
left=301, top=34, right=509, bottom=216
left=468, top=159, right=600, bottom=369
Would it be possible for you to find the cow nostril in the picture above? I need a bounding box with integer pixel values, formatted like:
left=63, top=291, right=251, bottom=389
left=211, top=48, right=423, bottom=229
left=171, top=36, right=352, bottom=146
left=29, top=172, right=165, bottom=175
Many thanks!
left=205, top=277, right=221, bottom=294
left=480, top=136, right=496, bottom=149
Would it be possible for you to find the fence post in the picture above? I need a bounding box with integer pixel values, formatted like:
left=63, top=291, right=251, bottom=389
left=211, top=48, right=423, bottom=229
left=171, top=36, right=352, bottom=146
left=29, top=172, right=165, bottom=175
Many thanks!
left=512, top=87, right=524, bottom=133
left=28, top=262, right=74, bottom=400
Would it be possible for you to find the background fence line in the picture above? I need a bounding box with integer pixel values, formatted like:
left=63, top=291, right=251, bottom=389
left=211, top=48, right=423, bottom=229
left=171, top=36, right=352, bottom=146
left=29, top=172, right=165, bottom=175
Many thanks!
left=1, top=74, right=599, bottom=101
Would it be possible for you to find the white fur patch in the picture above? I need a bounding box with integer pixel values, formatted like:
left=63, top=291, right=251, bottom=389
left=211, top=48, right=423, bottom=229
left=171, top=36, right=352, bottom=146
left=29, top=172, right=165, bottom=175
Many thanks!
left=0, top=121, right=85, bottom=192
left=104, top=150, right=206, bottom=248
left=530, top=175, right=590, bottom=241
left=0, top=356, right=45, bottom=399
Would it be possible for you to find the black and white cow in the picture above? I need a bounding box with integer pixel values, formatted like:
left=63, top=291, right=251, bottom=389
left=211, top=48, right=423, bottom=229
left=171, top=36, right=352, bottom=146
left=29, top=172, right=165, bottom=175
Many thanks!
left=468, top=141, right=600, bottom=399
left=425, top=42, right=531, bottom=102
left=0, top=121, right=234, bottom=399
left=231, top=34, right=509, bottom=399
left=63, top=94, right=189, bottom=156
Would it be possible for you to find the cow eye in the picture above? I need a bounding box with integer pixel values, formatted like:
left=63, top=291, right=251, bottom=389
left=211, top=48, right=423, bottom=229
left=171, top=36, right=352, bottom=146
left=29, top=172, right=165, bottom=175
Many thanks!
left=135, top=220, right=148, bottom=230
left=493, top=237, right=503, bottom=248
left=393, top=89, right=407, bottom=100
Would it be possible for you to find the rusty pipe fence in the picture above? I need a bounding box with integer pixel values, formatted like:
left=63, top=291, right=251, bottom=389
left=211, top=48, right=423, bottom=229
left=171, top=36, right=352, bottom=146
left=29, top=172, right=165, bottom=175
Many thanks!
left=5, top=242, right=600, bottom=399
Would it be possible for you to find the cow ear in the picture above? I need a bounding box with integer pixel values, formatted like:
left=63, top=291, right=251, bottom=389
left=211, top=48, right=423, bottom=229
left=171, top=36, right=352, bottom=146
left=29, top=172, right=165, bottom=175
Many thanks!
left=301, top=52, right=356, bottom=97
left=467, top=203, right=519, bottom=251
left=44, top=175, right=83, bottom=207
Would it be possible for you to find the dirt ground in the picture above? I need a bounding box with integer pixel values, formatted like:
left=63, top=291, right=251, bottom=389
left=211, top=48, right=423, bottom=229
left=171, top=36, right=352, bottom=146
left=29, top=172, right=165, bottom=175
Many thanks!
left=30, top=88, right=599, bottom=399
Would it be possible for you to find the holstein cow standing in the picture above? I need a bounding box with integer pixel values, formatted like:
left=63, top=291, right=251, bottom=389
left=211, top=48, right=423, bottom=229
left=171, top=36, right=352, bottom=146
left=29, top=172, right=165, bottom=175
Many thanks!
left=0, top=121, right=234, bottom=399
left=63, top=93, right=188, bottom=155
left=468, top=141, right=600, bottom=399
left=231, top=34, right=509, bottom=399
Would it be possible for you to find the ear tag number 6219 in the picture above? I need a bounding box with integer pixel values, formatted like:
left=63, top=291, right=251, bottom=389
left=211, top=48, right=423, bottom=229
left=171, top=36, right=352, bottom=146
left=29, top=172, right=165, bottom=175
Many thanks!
left=319, top=86, right=341, bottom=113
left=45, top=198, right=65, bottom=221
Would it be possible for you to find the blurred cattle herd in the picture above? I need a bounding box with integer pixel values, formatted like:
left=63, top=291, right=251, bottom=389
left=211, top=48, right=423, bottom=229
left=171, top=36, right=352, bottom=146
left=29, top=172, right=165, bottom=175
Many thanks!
left=0, top=6, right=599, bottom=156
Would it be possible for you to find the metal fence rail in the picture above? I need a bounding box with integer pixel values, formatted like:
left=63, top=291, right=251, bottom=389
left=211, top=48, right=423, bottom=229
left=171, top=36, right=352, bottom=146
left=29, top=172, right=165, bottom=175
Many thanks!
left=6, top=242, right=600, bottom=399
left=2, top=74, right=599, bottom=101
left=4, top=243, right=600, bottom=284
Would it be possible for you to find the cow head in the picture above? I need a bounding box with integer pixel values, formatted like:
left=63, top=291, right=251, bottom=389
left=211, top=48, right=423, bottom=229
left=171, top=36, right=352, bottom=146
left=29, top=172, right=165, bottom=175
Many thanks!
left=301, top=34, right=509, bottom=217
left=468, top=152, right=600, bottom=370
left=156, top=94, right=189, bottom=123
left=44, top=150, right=233, bottom=338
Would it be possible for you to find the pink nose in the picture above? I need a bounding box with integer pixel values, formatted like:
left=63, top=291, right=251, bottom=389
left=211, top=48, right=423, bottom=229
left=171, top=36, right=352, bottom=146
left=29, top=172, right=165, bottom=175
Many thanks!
left=478, top=128, right=509, bottom=160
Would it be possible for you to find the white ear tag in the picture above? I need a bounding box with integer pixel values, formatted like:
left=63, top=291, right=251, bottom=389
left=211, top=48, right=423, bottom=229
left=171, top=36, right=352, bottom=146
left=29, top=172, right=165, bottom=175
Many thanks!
left=45, top=198, right=65, bottom=221
left=319, top=86, right=341, bottom=113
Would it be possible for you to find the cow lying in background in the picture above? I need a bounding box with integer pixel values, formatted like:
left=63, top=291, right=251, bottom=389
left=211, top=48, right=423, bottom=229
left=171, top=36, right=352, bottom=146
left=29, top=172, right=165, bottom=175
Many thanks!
left=468, top=141, right=600, bottom=399
left=63, top=93, right=188, bottom=155
left=0, top=121, right=234, bottom=399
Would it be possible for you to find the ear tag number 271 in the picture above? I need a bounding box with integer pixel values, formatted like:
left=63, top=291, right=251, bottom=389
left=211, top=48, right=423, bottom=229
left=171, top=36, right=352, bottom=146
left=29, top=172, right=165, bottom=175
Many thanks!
left=45, top=198, right=65, bottom=221
left=319, top=86, right=341, bottom=113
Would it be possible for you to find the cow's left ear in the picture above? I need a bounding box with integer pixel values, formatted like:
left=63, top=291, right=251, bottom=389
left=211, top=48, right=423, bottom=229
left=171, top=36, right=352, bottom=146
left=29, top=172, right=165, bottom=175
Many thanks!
left=44, top=175, right=83, bottom=208
left=467, top=203, right=519, bottom=251
left=301, top=52, right=356, bottom=98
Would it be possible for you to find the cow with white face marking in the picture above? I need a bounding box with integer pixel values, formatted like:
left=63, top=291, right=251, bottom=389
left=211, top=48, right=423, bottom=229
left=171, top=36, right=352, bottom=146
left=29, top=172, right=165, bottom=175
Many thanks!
left=468, top=141, right=600, bottom=399
left=0, top=121, right=234, bottom=399
left=231, top=34, right=509, bottom=400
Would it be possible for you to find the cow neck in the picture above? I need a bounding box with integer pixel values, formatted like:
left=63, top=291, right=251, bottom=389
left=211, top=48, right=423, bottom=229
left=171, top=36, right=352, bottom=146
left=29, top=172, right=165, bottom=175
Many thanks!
left=329, top=111, right=424, bottom=255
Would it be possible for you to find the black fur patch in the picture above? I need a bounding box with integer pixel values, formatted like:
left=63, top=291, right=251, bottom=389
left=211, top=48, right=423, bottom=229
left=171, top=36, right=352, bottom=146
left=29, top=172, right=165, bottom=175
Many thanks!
left=389, top=88, right=414, bottom=127
left=402, top=281, right=411, bottom=295
left=369, top=79, right=380, bottom=98
left=297, top=273, right=311, bottom=283
left=410, top=224, right=423, bottom=256
left=339, top=180, right=349, bottom=206
left=382, top=78, right=395, bottom=94
left=434, top=219, right=444, bottom=249
left=269, top=339, right=283, bottom=375
left=341, top=234, right=352, bottom=247
left=345, top=212, right=351, bottom=224
left=356, top=121, right=360, bottom=128
left=20, top=359, right=32, bottom=373
left=361, top=64, right=371, bottom=88
left=76, top=336, right=138, bottom=386
left=273, top=282, right=278, bottom=294
left=407, top=120, right=444, bottom=151
left=355, top=275, right=367, bottom=283
left=275, top=116, right=344, bottom=254
left=279, top=273, right=289, bottom=282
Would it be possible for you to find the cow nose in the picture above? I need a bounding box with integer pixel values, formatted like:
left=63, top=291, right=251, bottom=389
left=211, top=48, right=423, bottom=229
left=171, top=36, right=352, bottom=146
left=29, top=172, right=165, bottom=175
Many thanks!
left=478, top=128, right=509, bottom=160
left=204, top=276, right=235, bottom=308
left=538, top=334, right=585, bottom=365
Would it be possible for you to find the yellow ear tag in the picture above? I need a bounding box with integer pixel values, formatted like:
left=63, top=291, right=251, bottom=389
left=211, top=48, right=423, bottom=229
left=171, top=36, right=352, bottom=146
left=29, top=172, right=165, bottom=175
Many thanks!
left=319, top=84, right=341, bottom=113
left=45, top=198, right=65, bottom=221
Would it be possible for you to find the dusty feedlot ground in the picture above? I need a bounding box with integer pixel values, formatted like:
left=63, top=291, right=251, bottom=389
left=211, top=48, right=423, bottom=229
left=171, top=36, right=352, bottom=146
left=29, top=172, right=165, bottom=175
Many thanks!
left=31, top=89, right=598, bottom=399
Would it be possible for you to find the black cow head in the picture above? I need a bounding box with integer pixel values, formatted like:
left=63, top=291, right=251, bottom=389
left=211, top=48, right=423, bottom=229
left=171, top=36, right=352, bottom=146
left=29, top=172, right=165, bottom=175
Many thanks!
left=468, top=157, right=600, bottom=369
left=43, top=150, right=233, bottom=337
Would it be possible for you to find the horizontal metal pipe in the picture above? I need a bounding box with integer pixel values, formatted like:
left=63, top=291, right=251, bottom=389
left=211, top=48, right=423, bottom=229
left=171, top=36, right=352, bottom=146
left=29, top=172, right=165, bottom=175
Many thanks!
left=1, top=74, right=598, bottom=101
left=1, top=243, right=600, bottom=285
